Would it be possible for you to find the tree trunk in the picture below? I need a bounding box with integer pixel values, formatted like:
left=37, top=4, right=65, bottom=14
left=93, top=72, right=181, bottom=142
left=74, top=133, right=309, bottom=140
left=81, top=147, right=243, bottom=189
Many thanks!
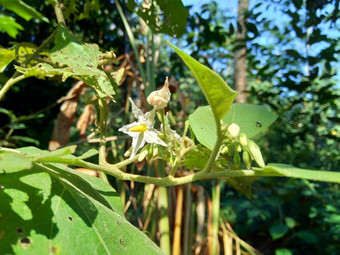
left=234, top=0, right=249, bottom=103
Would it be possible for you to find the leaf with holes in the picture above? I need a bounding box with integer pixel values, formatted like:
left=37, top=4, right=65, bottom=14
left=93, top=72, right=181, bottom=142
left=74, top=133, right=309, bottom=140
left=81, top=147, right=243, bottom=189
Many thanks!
left=16, top=27, right=116, bottom=98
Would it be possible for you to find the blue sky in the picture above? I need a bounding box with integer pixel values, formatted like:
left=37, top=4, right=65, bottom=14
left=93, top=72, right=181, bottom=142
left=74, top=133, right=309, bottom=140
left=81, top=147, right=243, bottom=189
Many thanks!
left=181, top=0, right=340, bottom=85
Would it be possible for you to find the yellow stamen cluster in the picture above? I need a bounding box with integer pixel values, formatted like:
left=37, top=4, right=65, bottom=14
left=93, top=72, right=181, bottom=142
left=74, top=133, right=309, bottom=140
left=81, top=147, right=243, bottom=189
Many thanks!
left=128, top=124, right=147, bottom=132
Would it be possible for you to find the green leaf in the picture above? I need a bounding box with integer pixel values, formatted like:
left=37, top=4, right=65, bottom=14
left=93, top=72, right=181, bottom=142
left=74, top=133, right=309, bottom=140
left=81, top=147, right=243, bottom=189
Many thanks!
left=275, top=248, right=292, bottom=255
left=0, top=15, right=24, bottom=38
left=78, top=149, right=99, bottom=159
left=0, top=151, right=32, bottom=172
left=0, top=0, right=48, bottom=22
left=284, top=217, right=296, bottom=229
left=128, top=0, right=188, bottom=37
left=270, top=223, right=288, bottom=240
left=169, top=42, right=237, bottom=120
left=262, top=163, right=340, bottom=184
left=296, top=230, right=317, bottom=244
left=0, top=162, right=164, bottom=254
left=0, top=47, right=16, bottom=72
left=50, top=27, right=115, bottom=98
left=9, top=136, right=39, bottom=145
left=189, top=104, right=277, bottom=150
left=33, top=145, right=77, bottom=161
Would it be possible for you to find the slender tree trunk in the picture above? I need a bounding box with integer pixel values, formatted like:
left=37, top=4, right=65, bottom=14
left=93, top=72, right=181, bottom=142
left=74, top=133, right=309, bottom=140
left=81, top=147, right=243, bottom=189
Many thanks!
left=234, top=0, right=249, bottom=103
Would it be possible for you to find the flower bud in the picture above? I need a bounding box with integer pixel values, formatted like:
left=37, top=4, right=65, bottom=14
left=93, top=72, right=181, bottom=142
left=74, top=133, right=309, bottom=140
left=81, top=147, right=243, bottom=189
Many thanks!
left=242, top=151, right=251, bottom=169
left=221, top=145, right=229, bottom=155
left=228, top=123, right=240, bottom=138
left=138, top=147, right=149, bottom=162
left=239, top=133, right=248, bottom=147
left=247, top=140, right=265, bottom=168
left=236, top=143, right=242, bottom=152
left=124, top=147, right=132, bottom=158
left=152, top=146, right=158, bottom=158
left=147, top=77, right=171, bottom=109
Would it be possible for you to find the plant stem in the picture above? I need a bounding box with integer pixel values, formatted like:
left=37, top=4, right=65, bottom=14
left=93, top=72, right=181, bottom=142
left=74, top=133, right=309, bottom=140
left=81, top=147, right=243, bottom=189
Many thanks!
left=98, top=98, right=108, bottom=165
left=0, top=75, right=26, bottom=100
left=50, top=0, right=66, bottom=26
left=201, top=118, right=223, bottom=173
left=35, top=156, right=280, bottom=186
left=172, top=185, right=183, bottom=255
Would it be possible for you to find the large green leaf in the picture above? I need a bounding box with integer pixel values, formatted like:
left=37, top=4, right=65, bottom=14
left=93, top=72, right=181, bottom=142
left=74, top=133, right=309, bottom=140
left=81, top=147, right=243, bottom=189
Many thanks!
left=128, top=0, right=188, bottom=37
left=261, top=164, right=340, bottom=184
left=169, top=42, right=237, bottom=120
left=0, top=0, right=48, bottom=22
left=189, top=104, right=277, bottom=150
left=0, top=15, right=23, bottom=38
left=0, top=151, right=163, bottom=254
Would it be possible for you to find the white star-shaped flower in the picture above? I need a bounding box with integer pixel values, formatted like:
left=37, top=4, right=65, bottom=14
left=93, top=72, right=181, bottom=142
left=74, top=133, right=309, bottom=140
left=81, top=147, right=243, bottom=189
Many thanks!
left=119, top=98, right=167, bottom=159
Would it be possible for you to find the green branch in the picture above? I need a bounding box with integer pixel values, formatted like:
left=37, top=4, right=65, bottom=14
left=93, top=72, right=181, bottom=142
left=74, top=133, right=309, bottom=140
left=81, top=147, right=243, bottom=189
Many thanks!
left=201, top=118, right=223, bottom=173
left=0, top=75, right=26, bottom=100
left=34, top=156, right=279, bottom=186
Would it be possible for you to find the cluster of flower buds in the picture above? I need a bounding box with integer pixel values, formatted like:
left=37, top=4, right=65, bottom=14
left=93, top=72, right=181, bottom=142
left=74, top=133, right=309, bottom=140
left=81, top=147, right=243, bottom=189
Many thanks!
left=221, top=123, right=265, bottom=169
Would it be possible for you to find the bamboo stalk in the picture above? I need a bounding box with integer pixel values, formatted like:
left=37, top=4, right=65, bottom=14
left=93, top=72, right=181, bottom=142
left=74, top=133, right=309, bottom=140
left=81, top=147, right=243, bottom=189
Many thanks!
left=172, top=185, right=184, bottom=255
left=195, top=186, right=205, bottom=255
left=221, top=221, right=233, bottom=255
left=211, top=181, right=221, bottom=254
left=183, top=184, right=192, bottom=255
left=157, top=161, right=171, bottom=254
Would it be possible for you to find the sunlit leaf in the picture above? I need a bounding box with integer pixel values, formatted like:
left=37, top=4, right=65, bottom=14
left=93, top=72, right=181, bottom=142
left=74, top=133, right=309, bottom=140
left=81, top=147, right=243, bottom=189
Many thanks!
left=0, top=0, right=48, bottom=22
left=261, top=164, right=340, bottom=184
left=15, top=27, right=116, bottom=98
left=169, top=42, right=237, bottom=120
left=0, top=15, right=24, bottom=38
left=189, top=104, right=277, bottom=150
left=0, top=47, right=16, bottom=72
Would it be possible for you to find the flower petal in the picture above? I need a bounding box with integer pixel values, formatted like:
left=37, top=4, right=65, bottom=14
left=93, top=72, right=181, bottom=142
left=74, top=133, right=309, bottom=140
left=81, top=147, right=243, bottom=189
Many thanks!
left=130, top=132, right=146, bottom=159
left=144, top=129, right=167, bottom=146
